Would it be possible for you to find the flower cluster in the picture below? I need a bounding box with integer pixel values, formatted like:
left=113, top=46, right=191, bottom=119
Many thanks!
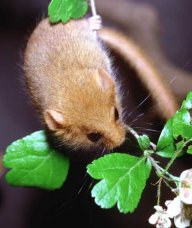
left=149, top=169, right=192, bottom=228
left=149, top=205, right=171, bottom=228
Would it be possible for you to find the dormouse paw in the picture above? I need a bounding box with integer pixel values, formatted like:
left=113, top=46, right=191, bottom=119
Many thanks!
left=88, top=15, right=102, bottom=31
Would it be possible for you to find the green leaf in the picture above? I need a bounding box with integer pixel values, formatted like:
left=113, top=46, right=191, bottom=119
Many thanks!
left=181, top=91, right=192, bottom=110
left=156, top=118, right=175, bottom=157
left=156, top=144, right=176, bottom=158
left=172, top=109, right=191, bottom=139
left=156, top=91, right=192, bottom=158
left=138, top=135, right=150, bottom=151
left=157, top=118, right=173, bottom=149
left=187, top=146, right=192, bottom=154
left=71, top=0, right=88, bottom=18
left=3, top=131, right=70, bottom=190
left=48, top=0, right=88, bottom=24
left=87, top=153, right=151, bottom=213
left=182, top=124, right=192, bottom=140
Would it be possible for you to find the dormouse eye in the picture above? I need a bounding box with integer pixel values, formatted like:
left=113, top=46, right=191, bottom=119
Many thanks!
left=114, top=107, right=119, bottom=121
left=87, top=132, right=102, bottom=142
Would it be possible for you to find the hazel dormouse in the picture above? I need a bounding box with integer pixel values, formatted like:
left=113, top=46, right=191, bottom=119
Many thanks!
left=24, top=16, right=125, bottom=150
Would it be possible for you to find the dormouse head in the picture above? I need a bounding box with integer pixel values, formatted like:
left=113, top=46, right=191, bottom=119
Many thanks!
left=44, top=68, right=125, bottom=150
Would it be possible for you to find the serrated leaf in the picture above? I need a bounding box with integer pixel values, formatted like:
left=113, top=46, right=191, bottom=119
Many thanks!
left=87, top=153, right=151, bottom=214
left=156, top=91, right=192, bottom=158
left=138, top=135, right=150, bottom=151
left=48, top=0, right=88, bottom=24
left=3, top=131, right=70, bottom=190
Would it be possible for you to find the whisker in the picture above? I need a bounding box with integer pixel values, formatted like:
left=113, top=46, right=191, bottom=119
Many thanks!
left=182, top=59, right=191, bottom=70
left=168, top=76, right=177, bottom=85
left=133, top=127, right=160, bottom=133
left=126, top=113, right=145, bottom=127
left=127, top=94, right=151, bottom=118
left=101, top=147, right=106, bottom=156
left=87, top=180, right=95, bottom=193
left=124, top=69, right=181, bottom=127
left=55, top=201, right=69, bottom=213
left=145, top=122, right=163, bottom=126
left=77, top=175, right=89, bottom=195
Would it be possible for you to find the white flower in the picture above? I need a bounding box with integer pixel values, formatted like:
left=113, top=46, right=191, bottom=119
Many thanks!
left=179, top=169, right=192, bottom=205
left=174, top=214, right=190, bottom=228
left=165, top=196, right=182, bottom=218
left=149, top=205, right=171, bottom=228
left=165, top=196, right=190, bottom=228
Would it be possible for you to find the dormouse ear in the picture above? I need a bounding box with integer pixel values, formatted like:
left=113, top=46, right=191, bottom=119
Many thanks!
left=44, top=110, right=65, bottom=130
left=97, top=68, right=115, bottom=91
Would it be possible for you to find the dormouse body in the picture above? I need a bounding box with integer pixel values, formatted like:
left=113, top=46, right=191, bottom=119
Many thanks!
left=24, top=16, right=125, bottom=150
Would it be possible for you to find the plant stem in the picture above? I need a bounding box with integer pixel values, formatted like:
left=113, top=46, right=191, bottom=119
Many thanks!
left=125, top=125, right=156, bottom=150
left=90, top=0, right=97, bottom=16
left=148, top=156, right=179, bottom=182
left=126, top=125, right=183, bottom=183
left=162, top=139, right=192, bottom=176
left=126, top=125, right=179, bottom=182
left=156, top=139, right=192, bottom=204
left=163, top=179, right=177, bottom=194
left=148, top=155, right=179, bottom=204
left=157, top=178, right=162, bottom=205
left=125, top=124, right=182, bottom=205
left=148, top=156, right=161, bottom=174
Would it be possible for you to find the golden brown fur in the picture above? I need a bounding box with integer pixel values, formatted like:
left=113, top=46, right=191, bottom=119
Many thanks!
left=24, top=18, right=125, bottom=150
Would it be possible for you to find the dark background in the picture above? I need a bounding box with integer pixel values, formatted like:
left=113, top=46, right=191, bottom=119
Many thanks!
left=0, top=0, right=192, bottom=227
